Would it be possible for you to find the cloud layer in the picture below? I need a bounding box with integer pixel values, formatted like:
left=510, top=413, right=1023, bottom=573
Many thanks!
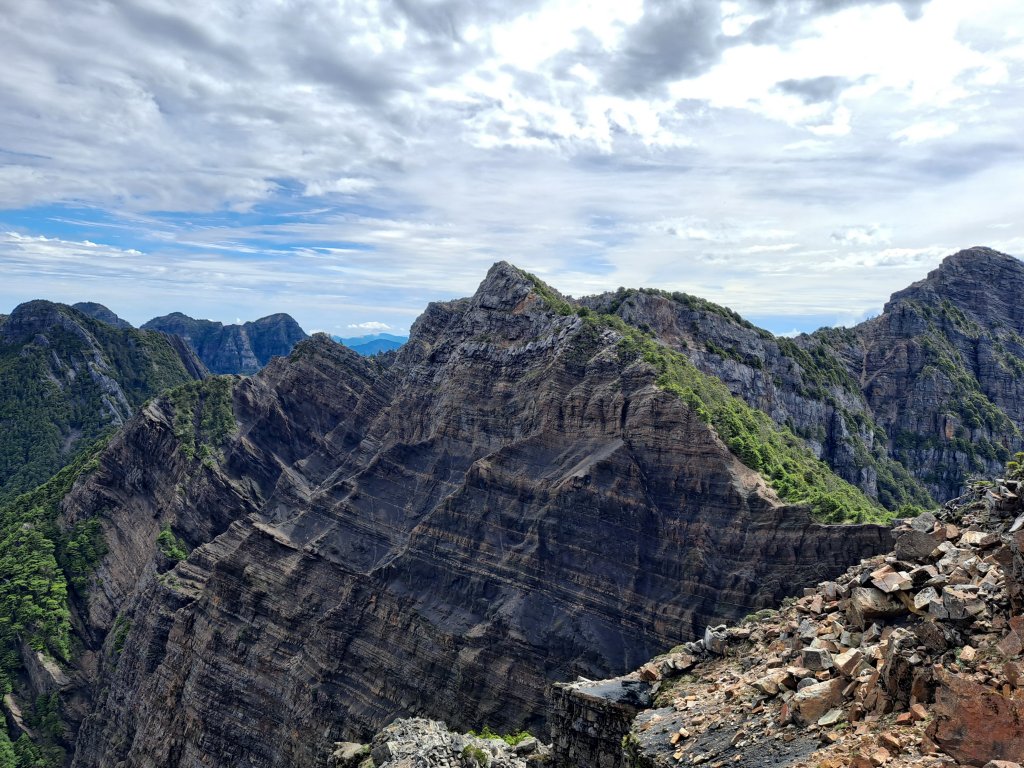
left=1, top=0, right=1022, bottom=333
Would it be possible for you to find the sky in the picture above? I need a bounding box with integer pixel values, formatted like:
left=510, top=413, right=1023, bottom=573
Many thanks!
left=1, top=0, right=1022, bottom=336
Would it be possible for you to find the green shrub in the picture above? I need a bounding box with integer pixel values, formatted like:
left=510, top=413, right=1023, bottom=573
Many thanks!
left=603, top=314, right=888, bottom=523
left=156, top=526, right=189, bottom=561
left=461, top=745, right=489, bottom=767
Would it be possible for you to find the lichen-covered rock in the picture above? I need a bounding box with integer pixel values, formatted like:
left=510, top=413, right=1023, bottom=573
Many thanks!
left=363, top=719, right=548, bottom=768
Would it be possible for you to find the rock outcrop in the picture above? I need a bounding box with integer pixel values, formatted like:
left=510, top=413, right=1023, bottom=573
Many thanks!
left=328, top=718, right=550, bottom=768
left=142, top=311, right=308, bottom=374
left=567, top=474, right=1024, bottom=768
left=54, top=264, right=891, bottom=767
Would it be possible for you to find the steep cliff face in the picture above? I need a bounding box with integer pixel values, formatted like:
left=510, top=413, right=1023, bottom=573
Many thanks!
left=848, top=246, right=1024, bottom=502
left=584, top=247, right=1024, bottom=505
left=60, top=264, right=890, bottom=768
left=142, top=311, right=308, bottom=374
left=581, top=290, right=929, bottom=510
left=0, top=300, right=204, bottom=502
left=568, top=473, right=1024, bottom=768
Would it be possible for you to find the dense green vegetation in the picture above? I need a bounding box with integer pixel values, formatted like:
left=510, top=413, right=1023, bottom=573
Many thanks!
left=5, top=696, right=65, bottom=767
left=461, top=744, right=489, bottom=766
left=468, top=725, right=534, bottom=746
left=0, top=439, right=111, bottom=766
left=167, top=376, right=238, bottom=463
left=0, top=439, right=109, bottom=692
left=110, top=615, right=131, bottom=656
left=0, top=304, right=196, bottom=503
left=604, top=315, right=890, bottom=523
left=0, top=726, right=13, bottom=768
left=157, top=525, right=189, bottom=561
left=521, top=271, right=575, bottom=316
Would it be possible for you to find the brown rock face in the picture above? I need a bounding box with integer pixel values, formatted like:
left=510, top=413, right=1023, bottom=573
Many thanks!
left=928, top=669, right=1024, bottom=766
left=62, top=264, right=890, bottom=767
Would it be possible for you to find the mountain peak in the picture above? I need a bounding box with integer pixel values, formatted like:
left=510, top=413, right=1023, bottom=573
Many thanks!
left=73, top=302, right=133, bottom=328
left=473, top=261, right=575, bottom=314
left=884, top=246, right=1023, bottom=322
left=143, top=311, right=307, bottom=374
left=1, top=300, right=78, bottom=344
left=934, top=245, right=1021, bottom=277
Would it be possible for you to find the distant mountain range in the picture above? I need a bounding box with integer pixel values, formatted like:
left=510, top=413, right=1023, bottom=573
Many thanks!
left=332, top=332, right=407, bottom=355
left=142, top=312, right=308, bottom=375
left=72, top=305, right=311, bottom=375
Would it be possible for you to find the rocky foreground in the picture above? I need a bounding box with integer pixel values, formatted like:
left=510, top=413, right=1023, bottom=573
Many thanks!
left=350, top=476, right=1024, bottom=767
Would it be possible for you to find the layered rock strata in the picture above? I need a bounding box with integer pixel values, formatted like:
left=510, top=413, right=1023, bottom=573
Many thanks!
left=579, top=476, right=1024, bottom=768
left=142, top=311, right=308, bottom=374
left=62, top=264, right=890, bottom=767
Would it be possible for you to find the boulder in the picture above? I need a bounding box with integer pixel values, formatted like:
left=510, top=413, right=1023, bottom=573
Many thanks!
left=799, top=648, right=834, bottom=672
left=894, top=529, right=941, bottom=561
left=928, top=670, right=1024, bottom=765
left=330, top=743, right=371, bottom=768
left=704, top=625, right=728, bottom=655
left=880, top=628, right=917, bottom=707
left=791, top=679, right=842, bottom=725
left=847, top=587, right=907, bottom=629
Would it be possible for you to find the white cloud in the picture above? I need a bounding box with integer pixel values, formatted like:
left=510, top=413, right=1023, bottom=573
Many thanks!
left=830, top=226, right=892, bottom=246
left=890, top=120, right=959, bottom=144
left=347, top=321, right=394, bottom=331
left=0, top=0, right=1022, bottom=335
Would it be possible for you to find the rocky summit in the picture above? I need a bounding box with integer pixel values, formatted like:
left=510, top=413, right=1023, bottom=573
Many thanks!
left=141, top=311, right=308, bottom=374
left=546, top=471, right=1024, bottom=768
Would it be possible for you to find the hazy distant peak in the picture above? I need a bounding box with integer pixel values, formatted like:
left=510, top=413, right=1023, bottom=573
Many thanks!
left=72, top=302, right=133, bottom=329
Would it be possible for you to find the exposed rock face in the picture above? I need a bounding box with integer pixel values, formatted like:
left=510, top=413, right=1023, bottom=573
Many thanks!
left=63, top=264, right=890, bottom=768
left=929, top=669, right=1024, bottom=765
left=549, top=675, right=653, bottom=768
left=584, top=246, right=1024, bottom=504
left=142, top=311, right=308, bottom=374
left=849, top=247, right=1024, bottom=502
left=580, top=474, right=1024, bottom=768
left=581, top=289, right=920, bottom=508
left=0, top=300, right=203, bottom=500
